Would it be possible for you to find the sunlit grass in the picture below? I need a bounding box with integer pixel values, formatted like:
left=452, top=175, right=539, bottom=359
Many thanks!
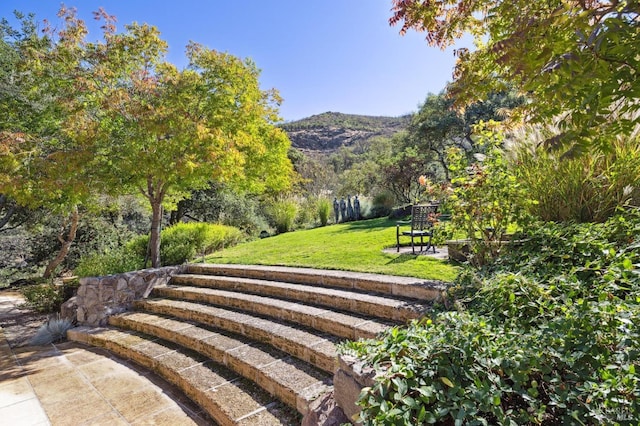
left=206, top=217, right=459, bottom=282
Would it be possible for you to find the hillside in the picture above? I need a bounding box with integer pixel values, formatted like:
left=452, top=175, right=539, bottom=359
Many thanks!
left=280, top=112, right=411, bottom=154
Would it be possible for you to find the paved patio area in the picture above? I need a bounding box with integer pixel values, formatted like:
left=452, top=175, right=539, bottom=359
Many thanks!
left=382, top=245, right=449, bottom=260
left=0, top=292, right=213, bottom=426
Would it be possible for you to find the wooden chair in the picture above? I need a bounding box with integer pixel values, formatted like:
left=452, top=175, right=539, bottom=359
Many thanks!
left=396, top=204, right=437, bottom=254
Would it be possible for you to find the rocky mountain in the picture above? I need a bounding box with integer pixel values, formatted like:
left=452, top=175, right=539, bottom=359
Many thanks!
left=280, top=112, right=411, bottom=154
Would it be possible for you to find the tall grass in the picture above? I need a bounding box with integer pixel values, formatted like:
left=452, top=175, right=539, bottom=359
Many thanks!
left=317, top=197, right=331, bottom=226
left=512, top=135, right=640, bottom=222
left=266, top=197, right=298, bottom=233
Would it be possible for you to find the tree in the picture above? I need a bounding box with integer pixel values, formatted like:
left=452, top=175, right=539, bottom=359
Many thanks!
left=380, top=145, right=432, bottom=204
left=391, top=0, right=640, bottom=151
left=67, top=17, right=292, bottom=268
left=2, top=8, right=293, bottom=273
left=408, top=91, right=522, bottom=179
left=0, top=10, right=95, bottom=278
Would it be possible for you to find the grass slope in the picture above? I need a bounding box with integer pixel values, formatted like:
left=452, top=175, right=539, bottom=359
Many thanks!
left=206, top=218, right=458, bottom=282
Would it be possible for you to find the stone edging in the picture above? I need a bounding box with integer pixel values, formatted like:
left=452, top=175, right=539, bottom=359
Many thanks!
left=61, top=265, right=186, bottom=326
left=333, top=354, right=377, bottom=425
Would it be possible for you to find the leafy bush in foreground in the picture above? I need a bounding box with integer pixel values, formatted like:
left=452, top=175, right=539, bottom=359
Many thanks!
left=75, top=223, right=244, bottom=277
left=343, top=209, right=640, bottom=425
left=21, top=283, right=64, bottom=313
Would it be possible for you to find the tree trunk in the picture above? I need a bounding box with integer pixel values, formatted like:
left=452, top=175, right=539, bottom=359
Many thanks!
left=43, top=205, right=80, bottom=279
left=0, top=194, right=15, bottom=230
left=149, top=200, right=163, bottom=268
left=142, top=177, right=166, bottom=269
left=436, top=150, right=450, bottom=181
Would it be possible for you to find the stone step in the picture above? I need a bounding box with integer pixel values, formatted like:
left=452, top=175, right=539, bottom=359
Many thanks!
left=67, top=326, right=301, bottom=426
left=171, top=274, right=431, bottom=323
left=108, top=311, right=332, bottom=417
left=135, top=298, right=338, bottom=373
left=186, top=263, right=446, bottom=301
left=154, top=284, right=392, bottom=340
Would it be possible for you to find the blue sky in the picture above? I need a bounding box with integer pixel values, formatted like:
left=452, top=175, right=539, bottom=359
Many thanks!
left=1, top=1, right=467, bottom=121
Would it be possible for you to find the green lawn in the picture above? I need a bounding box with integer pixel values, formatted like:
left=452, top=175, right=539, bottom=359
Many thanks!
left=205, top=218, right=459, bottom=282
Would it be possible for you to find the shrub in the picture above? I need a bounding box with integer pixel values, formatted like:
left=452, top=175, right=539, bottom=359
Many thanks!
left=266, top=198, right=298, bottom=234
left=317, top=198, right=331, bottom=226
left=174, top=183, right=270, bottom=235
left=74, top=243, right=144, bottom=277
left=446, top=123, right=534, bottom=265
left=21, top=283, right=64, bottom=313
left=160, top=222, right=244, bottom=265
left=370, top=192, right=395, bottom=218
left=295, top=197, right=318, bottom=228
left=75, top=222, right=244, bottom=276
left=30, top=317, right=73, bottom=345
left=343, top=209, right=640, bottom=425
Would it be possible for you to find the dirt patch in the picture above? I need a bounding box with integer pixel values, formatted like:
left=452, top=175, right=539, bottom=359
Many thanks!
left=0, top=290, right=50, bottom=347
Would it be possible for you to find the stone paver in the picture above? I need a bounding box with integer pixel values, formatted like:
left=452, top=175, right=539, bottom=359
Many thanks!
left=0, top=292, right=212, bottom=426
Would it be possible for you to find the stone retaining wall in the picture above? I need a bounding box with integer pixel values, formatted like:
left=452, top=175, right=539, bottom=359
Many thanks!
left=61, top=266, right=185, bottom=326
left=333, top=354, right=377, bottom=425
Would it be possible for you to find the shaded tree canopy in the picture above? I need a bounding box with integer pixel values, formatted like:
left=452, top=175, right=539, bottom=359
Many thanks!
left=391, top=0, right=640, bottom=151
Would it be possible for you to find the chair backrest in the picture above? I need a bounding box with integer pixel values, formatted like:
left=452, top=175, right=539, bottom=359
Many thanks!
left=411, top=204, right=437, bottom=230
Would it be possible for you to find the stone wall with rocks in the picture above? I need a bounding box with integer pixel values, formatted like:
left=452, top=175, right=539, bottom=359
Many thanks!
left=333, top=354, right=377, bottom=425
left=61, top=266, right=185, bottom=326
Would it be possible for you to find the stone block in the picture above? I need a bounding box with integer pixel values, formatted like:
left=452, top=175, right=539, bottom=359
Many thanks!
left=77, top=306, right=86, bottom=323
left=301, top=390, right=350, bottom=426
left=60, top=297, right=78, bottom=323
left=333, top=354, right=376, bottom=425
left=116, top=277, right=128, bottom=291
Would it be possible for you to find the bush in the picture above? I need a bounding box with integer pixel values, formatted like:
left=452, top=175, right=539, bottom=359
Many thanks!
left=266, top=198, right=298, bottom=234
left=74, top=243, right=144, bottom=277
left=343, top=210, right=640, bottom=425
left=30, top=317, right=73, bottom=345
left=75, top=222, right=244, bottom=276
left=370, top=192, right=395, bottom=218
left=295, top=197, right=318, bottom=228
left=160, top=222, right=244, bottom=265
left=317, top=198, right=331, bottom=226
left=446, top=124, right=534, bottom=265
left=21, top=283, right=64, bottom=313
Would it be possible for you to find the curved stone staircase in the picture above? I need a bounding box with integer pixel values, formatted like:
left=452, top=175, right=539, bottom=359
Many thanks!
left=67, top=264, right=445, bottom=425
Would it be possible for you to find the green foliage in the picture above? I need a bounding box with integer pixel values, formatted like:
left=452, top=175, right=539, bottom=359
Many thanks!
left=408, top=91, right=524, bottom=181
left=266, top=198, right=299, bottom=234
left=21, top=283, right=63, bottom=313
left=73, top=244, right=144, bottom=278
left=295, top=197, right=318, bottom=228
left=344, top=209, right=640, bottom=425
left=171, top=183, right=269, bottom=235
left=75, top=222, right=244, bottom=276
left=513, top=134, right=640, bottom=223
left=390, top=0, right=640, bottom=152
left=370, top=192, right=396, bottom=218
left=379, top=145, right=430, bottom=204
left=317, top=197, right=331, bottom=226
left=159, top=222, right=244, bottom=265
left=27, top=201, right=148, bottom=273
left=446, top=124, right=534, bottom=265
